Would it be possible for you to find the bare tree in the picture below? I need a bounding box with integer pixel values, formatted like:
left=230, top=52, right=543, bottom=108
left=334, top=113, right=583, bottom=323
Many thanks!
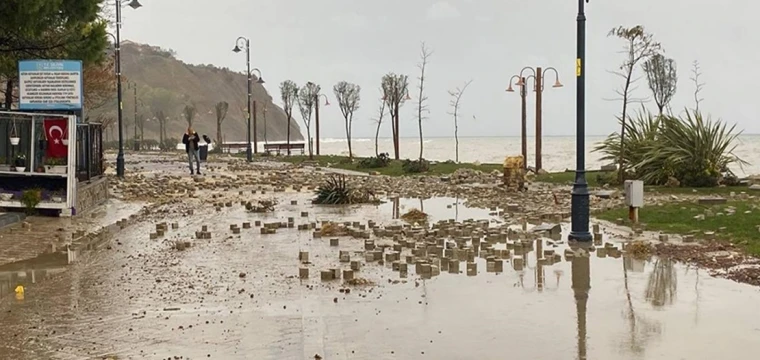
left=642, top=54, right=677, bottom=115
left=214, top=101, right=229, bottom=152
left=608, top=25, right=661, bottom=182
left=279, top=80, right=299, bottom=155
left=381, top=73, right=410, bottom=160
left=154, top=110, right=168, bottom=150
left=690, top=60, right=705, bottom=112
left=298, top=82, right=320, bottom=159
left=373, top=96, right=387, bottom=157
left=415, top=42, right=432, bottom=160
left=333, top=81, right=361, bottom=159
left=183, top=104, right=197, bottom=127
left=448, top=80, right=473, bottom=163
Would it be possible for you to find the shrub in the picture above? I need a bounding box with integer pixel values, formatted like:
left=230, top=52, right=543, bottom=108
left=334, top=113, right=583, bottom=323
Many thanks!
left=594, top=108, right=747, bottom=187
left=401, top=158, right=430, bottom=174
left=314, top=175, right=354, bottom=205
left=20, top=189, right=42, bottom=214
left=595, top=171, right=619, bottom=186
left=358, top=153, right=391, bottom=169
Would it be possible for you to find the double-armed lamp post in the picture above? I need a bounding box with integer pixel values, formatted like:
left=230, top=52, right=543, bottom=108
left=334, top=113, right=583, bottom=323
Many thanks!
left=314, top=94, right=330, bottom=155
left=232, top=37, right=264, bottom=162
left=114, top=0, right=143, bottom=178
left=569, top=0, right=592, bottom=242
left=506, top=67, right=563, bottom=171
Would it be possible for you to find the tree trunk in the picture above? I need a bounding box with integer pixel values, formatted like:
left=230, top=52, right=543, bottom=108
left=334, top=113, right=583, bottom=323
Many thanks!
left=4, top=79, right=13, bottom=109
left=374, top=119, right=382, bottom=157
left=216, top=120, right=222, bottom=153
left=454, top=118, right=459, bottom=163
left=393, top=105, right=400, bottom=160
left=617, top=74, right=633, bottom=184
left=346, top=113, right=353, bottom=159
left=286, top=115, right=291, bottom=156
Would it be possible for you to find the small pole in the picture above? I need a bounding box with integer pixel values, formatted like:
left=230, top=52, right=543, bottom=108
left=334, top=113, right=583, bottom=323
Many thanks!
left=520, top=77, right=528, bottom=170
left=535, top=67, right=543, bottom=171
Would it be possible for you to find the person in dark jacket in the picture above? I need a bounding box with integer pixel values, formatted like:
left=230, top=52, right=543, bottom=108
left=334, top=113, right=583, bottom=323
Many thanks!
left=182, top=127, right=202, bottom=175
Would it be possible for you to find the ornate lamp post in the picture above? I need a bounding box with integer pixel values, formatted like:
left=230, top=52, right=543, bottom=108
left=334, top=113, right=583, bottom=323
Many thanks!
left=569, top=0, right=593, bottom=242
left=232, top=37, right=264, bottom=161
left=314, top=93, right=330, bottom=155
left=114, top=0, right=143, bottom=178
left=506, top=67, right=563, bottom=171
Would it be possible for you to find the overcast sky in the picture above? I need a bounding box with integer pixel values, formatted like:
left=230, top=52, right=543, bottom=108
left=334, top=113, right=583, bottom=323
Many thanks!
left=121, top=0, right=759, bottom=139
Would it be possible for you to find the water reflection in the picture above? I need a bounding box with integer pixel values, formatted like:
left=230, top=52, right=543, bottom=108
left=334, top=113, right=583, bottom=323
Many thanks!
left=645, top=258, right=677, bottom=308
left=0, top=253, right=68, bottom=299
left=570, top=242, right=591, bottom=360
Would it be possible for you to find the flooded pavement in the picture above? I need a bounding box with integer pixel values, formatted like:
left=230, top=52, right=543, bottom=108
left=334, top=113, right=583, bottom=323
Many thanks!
left=1, top=190, right=759, bottom=360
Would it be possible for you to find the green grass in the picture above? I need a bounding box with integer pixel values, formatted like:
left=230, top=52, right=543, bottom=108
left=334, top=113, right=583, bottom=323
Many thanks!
left=258, top=154, right=502, bottom=176
left=595, top=201, right=760, bottom=255
left=534, top=170, right=752, bottom=195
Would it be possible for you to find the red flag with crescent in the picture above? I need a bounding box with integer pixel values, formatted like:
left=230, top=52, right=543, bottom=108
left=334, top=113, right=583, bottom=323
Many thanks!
left=44, top=117, right=68, bottom=158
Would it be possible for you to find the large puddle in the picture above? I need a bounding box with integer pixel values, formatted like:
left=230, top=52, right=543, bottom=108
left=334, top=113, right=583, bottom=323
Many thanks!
left=1, top=194, right=758, bottom=359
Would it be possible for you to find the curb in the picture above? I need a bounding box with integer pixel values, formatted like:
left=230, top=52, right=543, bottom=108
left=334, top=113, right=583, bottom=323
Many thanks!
left=0, top=212, right=26, bottom=229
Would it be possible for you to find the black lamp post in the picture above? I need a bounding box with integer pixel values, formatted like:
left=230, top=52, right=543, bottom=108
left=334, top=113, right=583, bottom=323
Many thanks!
left=114, top=0, right=142, bottom=178
left=233, top=38, right=265, bottom=162
left=569, top=0, right=592, bottom=242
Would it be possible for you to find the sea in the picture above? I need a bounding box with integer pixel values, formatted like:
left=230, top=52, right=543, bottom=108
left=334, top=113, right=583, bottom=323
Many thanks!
left=313, top=135, right=760, bottom=177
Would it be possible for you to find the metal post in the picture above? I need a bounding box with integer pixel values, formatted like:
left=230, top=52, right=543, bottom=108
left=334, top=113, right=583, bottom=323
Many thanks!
left=569, top=0, right=592, bottom=242
left=245, top=39, right=252, bottom=162
left=252, top=100, right=258, bottom=154
left=535, top=67, right=543, bottom=171
left=133, top=84, right=137, bottom=149
left=115, top=0, right=125, bottom=178
left=520, top=77, right=527, bottom=170
left=315, top=98, right=320, bottom=155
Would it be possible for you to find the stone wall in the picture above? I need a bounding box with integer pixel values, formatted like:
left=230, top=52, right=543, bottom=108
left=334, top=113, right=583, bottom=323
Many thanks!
left=75, top=177, right=109, bottom=216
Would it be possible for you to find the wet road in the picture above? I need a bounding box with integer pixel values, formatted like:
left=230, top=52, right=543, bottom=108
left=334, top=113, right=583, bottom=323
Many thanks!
left=2, top=189, right=760, bottom=359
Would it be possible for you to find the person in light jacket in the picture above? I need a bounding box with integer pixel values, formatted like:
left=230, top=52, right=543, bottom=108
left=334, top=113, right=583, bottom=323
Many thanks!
left=182, top=127, right=203, bottom=175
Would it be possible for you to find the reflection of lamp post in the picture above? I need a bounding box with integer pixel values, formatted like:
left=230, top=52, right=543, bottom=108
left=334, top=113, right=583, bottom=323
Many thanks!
left=571, top=242, right=591, bottom=360
left=314, top=94, right=330, bottom=155
left=507, top=67, right=563, bottom=171
left=232, top=37, right=265, bottom=161
left=113, top=0, right=143, bottom=178
left=569, top=0, right=593, bottom=242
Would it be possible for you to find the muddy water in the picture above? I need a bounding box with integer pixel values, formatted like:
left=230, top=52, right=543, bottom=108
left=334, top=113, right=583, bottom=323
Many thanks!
left=1, top=195, right=759, bottom=359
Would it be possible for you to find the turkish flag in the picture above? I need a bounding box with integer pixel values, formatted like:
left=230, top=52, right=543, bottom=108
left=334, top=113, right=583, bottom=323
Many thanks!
left=44, top=118, right=68, bottom=158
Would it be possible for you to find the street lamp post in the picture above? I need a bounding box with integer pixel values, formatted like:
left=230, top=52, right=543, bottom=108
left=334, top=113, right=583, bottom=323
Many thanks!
left=507, top=67, right=563, bottom=172
left=232, top=38, right=264, bottom=162
left=569, top=0, right=593, bottom=242
left=114, top=0, right=142, bottom=178
left=314, top=94, right=330, bottom=155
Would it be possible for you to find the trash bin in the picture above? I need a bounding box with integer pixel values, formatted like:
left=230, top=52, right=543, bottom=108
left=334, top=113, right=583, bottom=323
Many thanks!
left=199, top=145, right=209, bottom=161
left=133, top=140, right=141, bottom=151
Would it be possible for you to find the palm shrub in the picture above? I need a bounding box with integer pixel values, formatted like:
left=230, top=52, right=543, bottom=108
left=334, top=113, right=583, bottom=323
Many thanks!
left=594, top=108, right=747, bottom=187
left=636, top=110, right=747, bottom=187
left=593, top=107, right=662, bottom=183
left=314, top=175, right=355, bottom=204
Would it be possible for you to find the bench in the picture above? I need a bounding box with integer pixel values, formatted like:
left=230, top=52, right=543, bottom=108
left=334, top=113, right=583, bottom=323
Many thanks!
left=219, top=142, right=249, bottom=153
left=264, top=143, right=305, bottom=155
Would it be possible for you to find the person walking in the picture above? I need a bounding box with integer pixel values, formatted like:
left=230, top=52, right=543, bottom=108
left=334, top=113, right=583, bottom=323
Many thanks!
left=182, top=127, right=202, bottom=175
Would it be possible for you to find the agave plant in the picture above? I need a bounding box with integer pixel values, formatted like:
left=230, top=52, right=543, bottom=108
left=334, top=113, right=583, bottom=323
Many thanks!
left=314, top=175, right=354, bottom=205
left=593, top=106, right=662, bottom=182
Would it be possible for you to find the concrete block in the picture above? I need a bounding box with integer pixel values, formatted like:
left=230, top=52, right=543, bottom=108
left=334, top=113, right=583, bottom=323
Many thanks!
left=365, top=252, right=375, bottom=262
left=242, top=222, right=251, bottom=229
left=299, top=251, right=309, bottom=263
left=301, top=211, right=309, bottom=217
left=299, top=267, right=309, bottom=279
left=339, top=251, right=350, bottom=263
left=350, top=260, right=361, bottom=271
left=431, top=265, right=440, bottom=276
left=232, top=227, right=241, bottom=234
left=343, top=269, right=354, bottom=281
left=398, top=263, right=408, bottom=272
left=331, top=268, right=341, bottom=279
left=658, top=234, right=668, bottom=242
left=513, top=257, right=524, bottom=271
left=330, top=238, right=340, bottom=246
left=149, top=232, right=158, bottom=240
left=466, top=262, right=477, bottom=276
left=449, top=260, right=460, bottom=274
left=254, top=220, right=261, bottom=227
left=320, top=270, right=334, bottom=281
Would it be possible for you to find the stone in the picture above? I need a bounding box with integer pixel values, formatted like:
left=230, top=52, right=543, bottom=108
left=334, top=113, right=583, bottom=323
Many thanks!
left=299, top=268, right=309, bottom=279
left=339, top=251, right=350, bottom=263
left=512, top=257, right=524, bottom=271
left=600, top=163, right=617, bottom=172
left=232, top=227, right=241, bottom=234
left=698, top=197, right=727, bottom=205
left=299, top=251, right=309, bottom=263
left=330, top=238, right=339, bottom=246
left=242, top=222, right=251, bottom=229
left=331, top=268, right=341, bottom=279
left=448, top=260, right=460, bottom=274
left=658, top=234, right=668, bottom=242
left=749, top=184, right=760, bottom=190
left=350, top=261, right=361, bottom=271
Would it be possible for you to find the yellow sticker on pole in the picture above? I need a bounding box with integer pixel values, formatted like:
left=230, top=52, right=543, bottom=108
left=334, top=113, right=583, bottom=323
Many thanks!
left=576, top=58, right=582, bottom=77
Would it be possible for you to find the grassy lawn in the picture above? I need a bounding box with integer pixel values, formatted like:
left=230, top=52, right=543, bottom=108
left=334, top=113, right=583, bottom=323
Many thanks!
left=535, top=170, right=753, bottom=195
left=594, top=201, right=760, bottom=255
left=259, top=154, right=502, bottom=176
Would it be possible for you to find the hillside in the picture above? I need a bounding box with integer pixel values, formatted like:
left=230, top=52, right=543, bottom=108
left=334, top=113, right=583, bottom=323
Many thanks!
left=101, top=41, right=302, bottom=142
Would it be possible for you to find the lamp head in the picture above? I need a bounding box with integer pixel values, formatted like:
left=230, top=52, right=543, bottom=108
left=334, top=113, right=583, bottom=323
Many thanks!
left=552, top=79, right=563, bottom=88
left=255, top=77, right=265, bottom=84
left=515, top=78, right=525, bottom=86
left=404, top=93, right=412, bottom=100
left=232, top=45, right=242, bottom=53
left=505, top=85, right=515, bottom=92
left=127, top=0, right=142, bottom=9
left=324, top=98, right=330, bottom=106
